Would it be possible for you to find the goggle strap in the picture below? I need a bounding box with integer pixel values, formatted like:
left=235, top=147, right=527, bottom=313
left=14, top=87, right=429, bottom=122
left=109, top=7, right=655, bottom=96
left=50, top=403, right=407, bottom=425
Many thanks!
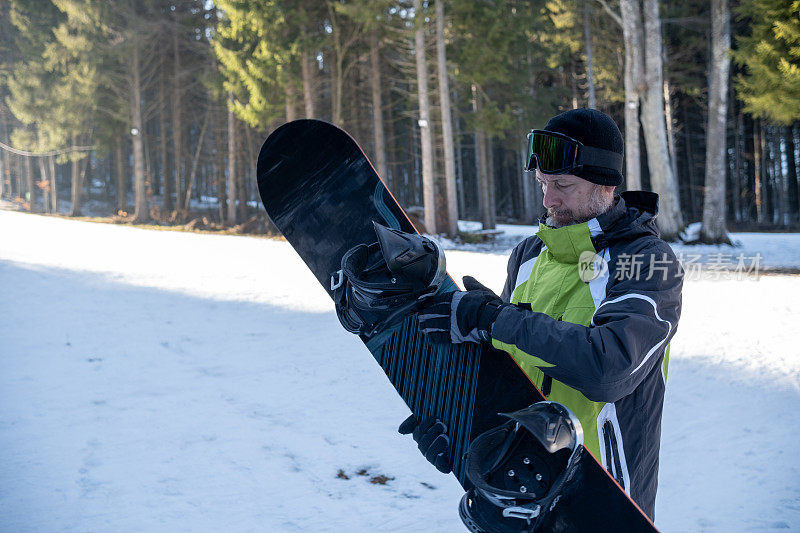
left=576, top=145, right=623, bottom=172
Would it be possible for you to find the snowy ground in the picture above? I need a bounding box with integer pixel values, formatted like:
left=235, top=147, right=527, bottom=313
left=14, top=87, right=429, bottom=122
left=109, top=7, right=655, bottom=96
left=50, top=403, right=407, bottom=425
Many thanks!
left=1, top=210, right=798, bottom=532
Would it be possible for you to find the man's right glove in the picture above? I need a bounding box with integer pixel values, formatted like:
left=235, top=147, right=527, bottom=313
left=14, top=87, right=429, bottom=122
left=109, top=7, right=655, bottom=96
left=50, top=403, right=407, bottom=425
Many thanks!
left=417, top=276, right=506, bottom=344
left=398, top=414, right=452, bottom=473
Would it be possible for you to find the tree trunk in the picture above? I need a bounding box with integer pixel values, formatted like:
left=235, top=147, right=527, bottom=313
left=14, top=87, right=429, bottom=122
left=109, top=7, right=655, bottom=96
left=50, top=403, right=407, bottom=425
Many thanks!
left=409, top=118, right=418, bottom=205
left=455, top=105, right=466, bottom=217
left=584, top=2, right=596, bottom=109
left=285, top=78, right=297, bottom=122
left=520, top=136, right=536, bottom=223
left=0, top=110, right=6, bottom=199
left=753, top=119, right=763, bottom=222
left=641, top=0, right=682, bottom=238
left=159, top=70, right=172, bottom=211
left=301, top=48, right=316, bottom=118
left=328, top=49, right=337, bottom=124
left=9, top=155, right=16, bottom=200
left=237, top=121, right=247, bottom=218
left=786, top=125, right=798, bottom=223
left=701, top=0, right=731, bottom=242
left=25, top=155, right=35, bottom=211
left=663, top=47, right=679, bottom=187
left=328, top=46, right=344, bottom=126
left=369, top=31, right=388, bottom=181
left=569, top=60, right=578, bottom=109
left=472, top=84, right=495, bottom=229
left=619, top=0, right=643, bottom=191
left=226, top=96, right=238, bottom=226
left=770, top=126, right=788, bottom=224
left=384, top=78, right=397, bottom=192
left=183, top=108, right=210, bottom=211
left=0, top=147, right=5, bottom=200
left=435, top=0, right=458, bottom=236
left=144, top=128, right=153, bottom=198
left=216, top=109, right=227, bottom=223
left=131, top=37, right=148, bottom=223
left=762, top=124, right=773, bottom=222
left=414, top=0, right=436, bottom=233
left=70, top=135, right=82, bottom=216
left=16, top=155, right=23, bottom=201
left=732, top=110, right=742, bottom=222
left=683, top=105, right=698, bottom=220
left=116, top=139, right=126, bottom=213
left=172, top=26, right=184, bottom=213
left=49, top=155, right=57, bottom=213
left=38, top=158, right=50, bottom=212
left=487, top=136, right=497, bottom=223
left=764, top=128, right=773, bottom=223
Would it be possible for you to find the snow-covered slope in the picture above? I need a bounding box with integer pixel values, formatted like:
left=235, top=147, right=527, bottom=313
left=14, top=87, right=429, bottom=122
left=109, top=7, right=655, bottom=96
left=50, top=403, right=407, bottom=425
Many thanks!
left=1, top=211, right=798, bottom=532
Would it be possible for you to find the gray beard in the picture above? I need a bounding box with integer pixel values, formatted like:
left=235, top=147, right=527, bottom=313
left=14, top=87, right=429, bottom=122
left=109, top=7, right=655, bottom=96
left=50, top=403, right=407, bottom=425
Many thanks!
left=545, top=187, right=614, bottom=228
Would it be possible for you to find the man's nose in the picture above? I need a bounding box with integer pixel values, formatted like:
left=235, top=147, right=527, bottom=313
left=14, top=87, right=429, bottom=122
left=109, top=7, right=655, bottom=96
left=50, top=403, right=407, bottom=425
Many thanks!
left=542, top=186, right=560, bottom=209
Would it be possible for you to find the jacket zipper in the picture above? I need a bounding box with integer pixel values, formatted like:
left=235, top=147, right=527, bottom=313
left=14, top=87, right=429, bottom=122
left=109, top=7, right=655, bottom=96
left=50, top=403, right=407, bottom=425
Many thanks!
left=602, top=419, right=625, bottom=489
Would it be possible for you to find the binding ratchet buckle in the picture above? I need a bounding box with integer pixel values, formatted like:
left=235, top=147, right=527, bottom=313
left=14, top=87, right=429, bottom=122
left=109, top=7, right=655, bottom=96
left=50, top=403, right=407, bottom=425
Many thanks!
left=330, top=270, right=344, bottom=291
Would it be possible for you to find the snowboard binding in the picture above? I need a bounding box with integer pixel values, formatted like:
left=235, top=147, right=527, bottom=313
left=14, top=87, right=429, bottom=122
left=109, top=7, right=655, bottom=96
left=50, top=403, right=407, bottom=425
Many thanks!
left=332, top=222, right=446, bottom=338
left=459, top=402, right=584, bottom=533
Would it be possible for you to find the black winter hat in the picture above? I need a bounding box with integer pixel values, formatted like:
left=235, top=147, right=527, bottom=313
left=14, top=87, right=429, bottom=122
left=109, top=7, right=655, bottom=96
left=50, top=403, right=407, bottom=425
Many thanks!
left=543, top=108, right=624, bottom=186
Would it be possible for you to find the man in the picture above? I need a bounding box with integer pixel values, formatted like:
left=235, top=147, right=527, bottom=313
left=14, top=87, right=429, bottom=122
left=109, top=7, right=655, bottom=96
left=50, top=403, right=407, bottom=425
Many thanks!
left=400, top=107, right=682, bottom=519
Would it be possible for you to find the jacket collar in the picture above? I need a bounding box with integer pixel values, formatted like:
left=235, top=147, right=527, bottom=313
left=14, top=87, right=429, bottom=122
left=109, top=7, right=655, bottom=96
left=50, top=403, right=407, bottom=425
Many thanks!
left=536, top=191, right=661, bottom=262
left=536, top=220, right=597, bottom=263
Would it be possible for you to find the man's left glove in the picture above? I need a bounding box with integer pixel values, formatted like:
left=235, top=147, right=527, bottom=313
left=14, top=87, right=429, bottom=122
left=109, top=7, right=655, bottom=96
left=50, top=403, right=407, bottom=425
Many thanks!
left=398, top=414, right=451, bottom=473
left=418, top=276, right=506, bottom=344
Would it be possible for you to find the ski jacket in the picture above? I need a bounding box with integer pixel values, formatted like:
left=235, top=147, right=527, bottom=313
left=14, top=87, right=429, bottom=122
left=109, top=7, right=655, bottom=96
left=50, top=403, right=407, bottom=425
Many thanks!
left=490, top=191, right=682, bottom=519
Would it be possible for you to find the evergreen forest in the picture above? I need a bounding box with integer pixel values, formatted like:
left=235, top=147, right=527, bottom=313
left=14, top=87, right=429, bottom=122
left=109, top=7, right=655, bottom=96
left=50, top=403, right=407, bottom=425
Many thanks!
left=1, top=0, right=798, bottom=242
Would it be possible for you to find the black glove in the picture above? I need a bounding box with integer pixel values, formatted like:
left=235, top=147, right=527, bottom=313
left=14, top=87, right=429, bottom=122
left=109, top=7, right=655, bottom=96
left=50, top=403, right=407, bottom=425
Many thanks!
left=418, top=276, right=506, bottom=343
left=398, top=414, right=452, bottom=473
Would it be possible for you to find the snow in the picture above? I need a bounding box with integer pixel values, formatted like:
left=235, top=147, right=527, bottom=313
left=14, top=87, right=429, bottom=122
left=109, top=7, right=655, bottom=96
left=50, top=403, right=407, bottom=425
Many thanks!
left=1, top=210, right=799, bottom=532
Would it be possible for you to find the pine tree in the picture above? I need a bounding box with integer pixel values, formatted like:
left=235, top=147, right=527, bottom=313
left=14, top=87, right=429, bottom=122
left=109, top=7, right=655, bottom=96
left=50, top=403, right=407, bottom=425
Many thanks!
left=51, top=0, right=169, bottom=223
left=448, top=0, right=526, bottom=228
left=213, top=0, right=294, bottom=129
left=334, top=0, right=393, bottom=180
left=6, top=0, right=68, bottom=212
left=0, top=1, right=23, bottom=202
left=46, top=8, right=102, bottom=216
left=733, top=0, right=800, bottom=125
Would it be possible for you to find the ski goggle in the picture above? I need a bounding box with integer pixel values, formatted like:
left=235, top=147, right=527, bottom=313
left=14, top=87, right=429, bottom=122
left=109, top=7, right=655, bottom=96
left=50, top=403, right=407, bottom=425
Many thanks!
left=523, top=130, right=623, bottom=175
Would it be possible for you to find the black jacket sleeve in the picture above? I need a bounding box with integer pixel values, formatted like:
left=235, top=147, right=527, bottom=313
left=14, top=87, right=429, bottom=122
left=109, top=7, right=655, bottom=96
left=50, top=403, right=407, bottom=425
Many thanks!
left=490, top=240, right=683, bottom=403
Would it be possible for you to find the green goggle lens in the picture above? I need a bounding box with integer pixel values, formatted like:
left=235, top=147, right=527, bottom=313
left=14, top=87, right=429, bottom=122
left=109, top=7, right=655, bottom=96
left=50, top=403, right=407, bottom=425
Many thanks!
left=524, top=130, right=581, bottom=174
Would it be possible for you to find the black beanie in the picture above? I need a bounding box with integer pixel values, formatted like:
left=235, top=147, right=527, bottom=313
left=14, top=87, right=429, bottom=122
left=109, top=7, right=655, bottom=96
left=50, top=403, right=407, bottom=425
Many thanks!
left=542, top=108, right=624, bottom=186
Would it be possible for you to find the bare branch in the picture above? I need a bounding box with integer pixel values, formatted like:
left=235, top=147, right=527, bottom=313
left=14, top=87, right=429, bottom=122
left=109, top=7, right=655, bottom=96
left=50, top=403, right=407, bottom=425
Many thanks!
left=595, top=0, right=623, bottom=27
left=0, top=140, right=94, bottom=157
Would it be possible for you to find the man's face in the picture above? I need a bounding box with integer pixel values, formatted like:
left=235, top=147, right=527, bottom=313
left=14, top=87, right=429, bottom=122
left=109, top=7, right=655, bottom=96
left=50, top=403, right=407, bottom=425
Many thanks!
left=535, top=170, right=614, bottom=228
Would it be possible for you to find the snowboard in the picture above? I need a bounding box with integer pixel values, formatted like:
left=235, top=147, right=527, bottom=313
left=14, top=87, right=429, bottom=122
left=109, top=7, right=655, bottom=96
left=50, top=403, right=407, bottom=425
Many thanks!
left=256, top=119, right=657, bottom=532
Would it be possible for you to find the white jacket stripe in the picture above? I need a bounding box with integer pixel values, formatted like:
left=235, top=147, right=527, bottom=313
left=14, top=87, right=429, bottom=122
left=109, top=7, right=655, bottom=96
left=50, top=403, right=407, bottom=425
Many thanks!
left=597, top=402, right=632, bottom=495
left=513, top=245, right=546, bottom=292
left=588, top=248, right=611, bottom=310
left=591, top=293, right=673, bottom=376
